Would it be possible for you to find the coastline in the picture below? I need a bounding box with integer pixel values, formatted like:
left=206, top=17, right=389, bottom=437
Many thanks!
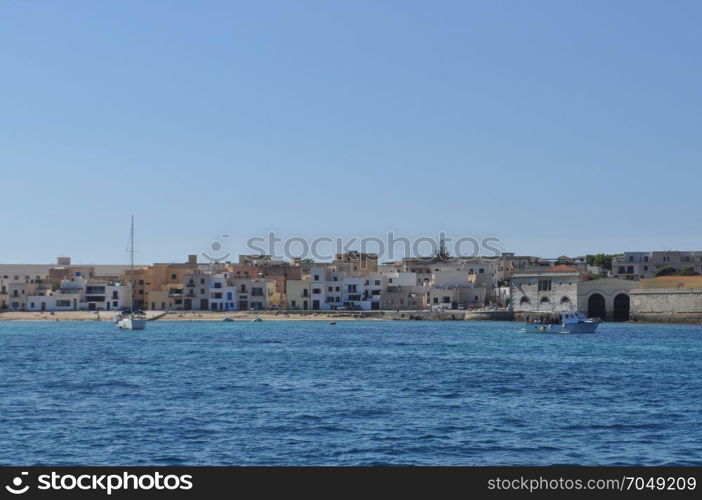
left=1, top=310, right=700, bottom=324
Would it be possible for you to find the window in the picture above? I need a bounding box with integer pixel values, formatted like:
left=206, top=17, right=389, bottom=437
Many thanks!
left=374, top=280, right=380, bottom=286
left=560, top=296, right=570, bottom=304
left=520, top=296, right=530, bottom=304
left=313, top=288, right=321, bottom=294
left=171, top=274, right=177, bottom=280
left=537, top=279, right=551, bottom=291
left=540, top=296, right=550, bottom=303
left=328, top=286, right=333, bottom=292
left=314, top=275, right=319, bottom=281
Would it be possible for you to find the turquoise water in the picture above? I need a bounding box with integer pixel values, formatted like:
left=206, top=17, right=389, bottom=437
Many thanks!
left=0, top=320, right=700, bottom=465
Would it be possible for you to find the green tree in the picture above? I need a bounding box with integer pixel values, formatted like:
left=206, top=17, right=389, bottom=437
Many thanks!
left=586, top=253, right=615, bottom=271
left=679, top=266, right=698, bottom=276
left=655, top=265, right=678, bottom=277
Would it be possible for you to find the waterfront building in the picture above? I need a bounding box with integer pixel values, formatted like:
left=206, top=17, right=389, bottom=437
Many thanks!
left=208, top=273, right=238, bottom=311
left=510, top=265, right=580, bottom=313
left=310, top=266, right=345, bottom=310
left=576, top=277, right=636, bottom=321
left=611, top=251, right=702, bottom=280
left=147, top=285, right=184, bottom=311
left=381, top=285, right=428, bottom=310
left=341, top=276, right=371, bottom=310
left=231, top=278, right=277, bottom=311
left=286, top=279, right=311, bottom=310
left=132, top=255, right=198, bottom=309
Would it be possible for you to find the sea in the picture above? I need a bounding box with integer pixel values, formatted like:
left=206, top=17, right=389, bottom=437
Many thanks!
left=0, top=320, right=700, bottom=465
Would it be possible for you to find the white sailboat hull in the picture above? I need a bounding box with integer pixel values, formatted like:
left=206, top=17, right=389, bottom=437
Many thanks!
left=117, top=317, right=146, bottom=330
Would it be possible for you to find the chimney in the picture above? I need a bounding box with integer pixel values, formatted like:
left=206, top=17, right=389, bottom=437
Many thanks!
left=187, top=255, right=197, bottom=265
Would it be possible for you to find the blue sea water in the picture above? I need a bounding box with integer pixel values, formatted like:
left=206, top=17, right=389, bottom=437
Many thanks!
left=0, top=320, right=700, bottom=466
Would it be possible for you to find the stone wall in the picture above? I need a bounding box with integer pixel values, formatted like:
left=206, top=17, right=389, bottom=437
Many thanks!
left=630, top=289, right=702, bottom=323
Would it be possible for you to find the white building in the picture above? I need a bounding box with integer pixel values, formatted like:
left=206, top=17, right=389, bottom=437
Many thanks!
left=510, top=265, right=580, bottom=313
left=208, top=273, right=238, bottom=311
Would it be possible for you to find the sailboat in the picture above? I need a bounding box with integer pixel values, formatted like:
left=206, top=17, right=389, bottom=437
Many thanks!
left=116, top=216, right=146, bottom=330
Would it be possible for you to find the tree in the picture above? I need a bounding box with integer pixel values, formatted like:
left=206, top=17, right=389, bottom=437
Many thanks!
left=655, top=265, right=678, bottom=277
left=679, top=266, right=698, bottom=276
left=300, top=258, right=315, bottom=264
left=586, top=253, right=614, bottom=271
left=431, top=238, right=451, bottom=263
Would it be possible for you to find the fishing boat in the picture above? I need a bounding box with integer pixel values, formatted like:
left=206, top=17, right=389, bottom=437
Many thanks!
left=524, top=311, right=600, bottom=334
left=116, top=216, right=146, bottom=331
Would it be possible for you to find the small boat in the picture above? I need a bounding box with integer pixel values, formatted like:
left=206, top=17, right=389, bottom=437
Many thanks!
left=525, top=312, right=600, bottom=334
left=329, top=321, right=337, bottom=325
left=222, top=317, right=234, bottom=322
left=251, top=316, right=263, bottom=322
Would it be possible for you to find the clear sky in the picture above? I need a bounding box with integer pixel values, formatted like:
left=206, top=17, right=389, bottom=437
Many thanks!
left=1, top=0, right=700, bottom=264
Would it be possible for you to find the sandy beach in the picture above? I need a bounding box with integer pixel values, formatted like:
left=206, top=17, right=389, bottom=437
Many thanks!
left=0, top=310, right=390, bottom=322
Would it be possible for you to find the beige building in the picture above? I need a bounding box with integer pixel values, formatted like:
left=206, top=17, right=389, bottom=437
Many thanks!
left=381, top=286, right=428, bottom=310
left=333, top=252, right=378, bottom=274
left=286, top=279, right=311, bottom=310
left=232, top=278, right=278, bottom=310
left=132, top=255, right=198, bottom=309
left=612, top=251, right=702, bottom=280
left=577, top=277, right=636, bottom=321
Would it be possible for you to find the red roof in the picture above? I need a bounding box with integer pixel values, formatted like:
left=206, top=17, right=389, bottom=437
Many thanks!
left=545, top=264, right=578, bottom=272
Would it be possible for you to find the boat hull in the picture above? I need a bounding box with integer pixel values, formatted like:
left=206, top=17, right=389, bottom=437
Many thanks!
left=525, top=322, right=599, bottom=334
left=117, top=317, right=146, bottom=330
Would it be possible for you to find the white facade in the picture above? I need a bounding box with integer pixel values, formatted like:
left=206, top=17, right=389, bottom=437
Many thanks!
left=208, top=274, right=238, bottom=311
left=342, top=276, right=371, bottom=310
left=510, top=268, right=580, bottom=313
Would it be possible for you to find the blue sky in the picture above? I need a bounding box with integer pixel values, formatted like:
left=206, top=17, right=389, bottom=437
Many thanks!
left=1, top=0, right=700, bottom=264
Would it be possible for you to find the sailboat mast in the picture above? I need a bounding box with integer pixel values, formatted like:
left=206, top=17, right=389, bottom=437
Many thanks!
left=130, top=215, right=135, bottom=319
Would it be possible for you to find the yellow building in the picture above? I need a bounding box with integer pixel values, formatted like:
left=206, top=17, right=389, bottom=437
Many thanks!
left=286, top=279, right=311, bottom=310
left=129, top=255, right=198, bottom=308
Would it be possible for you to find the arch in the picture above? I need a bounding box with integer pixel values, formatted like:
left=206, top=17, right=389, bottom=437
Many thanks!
left=588, top=293, right=606, bottom=321
left=613, top=293, right=630, bottom=322
left=520, top=296, right=530, bottom=304
left=540, top=296, right=550, bottom=303
left=560, top=296, right=571, bottom=304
